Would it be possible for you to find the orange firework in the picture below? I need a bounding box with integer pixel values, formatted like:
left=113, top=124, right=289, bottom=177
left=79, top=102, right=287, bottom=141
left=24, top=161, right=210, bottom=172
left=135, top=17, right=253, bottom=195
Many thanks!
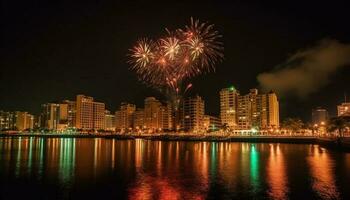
left=128, top=18, right=224, bottom=97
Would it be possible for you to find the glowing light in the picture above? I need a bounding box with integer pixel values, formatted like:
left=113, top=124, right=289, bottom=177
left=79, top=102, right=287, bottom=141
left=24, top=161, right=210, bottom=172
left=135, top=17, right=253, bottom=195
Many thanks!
left=128, top=18, right=223, bottom=106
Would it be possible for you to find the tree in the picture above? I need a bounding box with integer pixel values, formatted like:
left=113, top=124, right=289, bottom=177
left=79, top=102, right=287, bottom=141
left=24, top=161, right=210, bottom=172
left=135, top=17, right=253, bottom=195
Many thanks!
left=327, top=116, right=350, bottom=138
left=281, top=118, right=305, bottom=134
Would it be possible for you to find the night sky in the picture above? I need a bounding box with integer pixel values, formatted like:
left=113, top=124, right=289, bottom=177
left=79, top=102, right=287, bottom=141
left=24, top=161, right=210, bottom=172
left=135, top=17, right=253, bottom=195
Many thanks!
left=1, top=0, right=350, bottom=121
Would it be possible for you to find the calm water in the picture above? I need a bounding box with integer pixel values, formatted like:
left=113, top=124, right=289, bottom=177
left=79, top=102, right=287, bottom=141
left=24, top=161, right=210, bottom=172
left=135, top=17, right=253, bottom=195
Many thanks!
left=0, top=137, right=350, bottom=200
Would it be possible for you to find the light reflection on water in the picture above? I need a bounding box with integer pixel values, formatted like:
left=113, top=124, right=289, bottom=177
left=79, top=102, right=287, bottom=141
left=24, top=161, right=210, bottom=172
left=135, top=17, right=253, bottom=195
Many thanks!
left=0, top=137, right=349, bottom=199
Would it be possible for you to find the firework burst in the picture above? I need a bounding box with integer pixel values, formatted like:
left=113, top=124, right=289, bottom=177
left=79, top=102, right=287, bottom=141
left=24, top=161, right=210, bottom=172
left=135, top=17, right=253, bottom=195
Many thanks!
left=128, top=18, right=224, bottom=105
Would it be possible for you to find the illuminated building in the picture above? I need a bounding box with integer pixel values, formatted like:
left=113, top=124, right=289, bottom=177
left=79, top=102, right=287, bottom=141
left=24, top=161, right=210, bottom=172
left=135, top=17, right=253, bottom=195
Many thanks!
left=312, top=107, right=328, bottom=125
left=337, top=102, right=350, bottom=117
left=76, top=95, right=94, bottom=130
left=204, top=115, right=221, bottom=132
left=15, top=111, right=34, bottom=131
left=76, top=94, right=105, bottom=131
left=104, top=110, right=115, bottom=131
left=220, top=86, right=238, bottom=129
left=133, top=108, right=144, bottom=130
left=260, top=91, right=280, bottom=129
left=40, top=103, right=72, bottom=131
left=144, top=97, right=163, bottom=131
left=220, top=87, right=280, bottom=130
left=62, top=100, right=76, bottom=128
left=0, top=111, right=17, bottom=130
left=162, top=103, right=173, bottom=131
left=93, top=101, right=106, bottom=131
left=40, top=103, right=60, bottom=130
left=115, top=102, right=136, bottom=132
left=237, top=94, right=251, bottom=129
left=93, top=102, right=106, bottom=130
left=182, top=95, right=205, bottom=132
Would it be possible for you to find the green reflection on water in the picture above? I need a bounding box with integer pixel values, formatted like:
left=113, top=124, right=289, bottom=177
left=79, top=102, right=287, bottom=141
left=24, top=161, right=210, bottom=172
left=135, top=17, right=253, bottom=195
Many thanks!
left=36, top=138, right=44, bottom=179
left=59, top=138, right=76, bottom=184
left=15, top=137, right=22, bottom=177
left=27, top=137, right=33, bottom=174
left=250, top=144, right=260, bottom=192
left=211, top=143, right=217, bottom=175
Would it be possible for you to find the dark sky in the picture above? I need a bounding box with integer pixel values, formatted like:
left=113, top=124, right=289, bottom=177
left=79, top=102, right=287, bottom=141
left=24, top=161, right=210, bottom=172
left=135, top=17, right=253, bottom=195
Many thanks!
left=1, top=0, right=350, bottom=122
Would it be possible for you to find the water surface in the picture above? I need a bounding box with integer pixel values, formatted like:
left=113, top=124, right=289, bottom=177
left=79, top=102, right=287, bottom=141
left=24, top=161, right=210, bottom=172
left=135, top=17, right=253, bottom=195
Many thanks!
left=0, top=137, right=349, bottom=199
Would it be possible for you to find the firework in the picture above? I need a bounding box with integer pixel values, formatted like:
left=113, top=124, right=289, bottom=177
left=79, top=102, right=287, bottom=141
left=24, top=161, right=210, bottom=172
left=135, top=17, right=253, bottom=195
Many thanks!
left=128, top=18, right=224, bottom=104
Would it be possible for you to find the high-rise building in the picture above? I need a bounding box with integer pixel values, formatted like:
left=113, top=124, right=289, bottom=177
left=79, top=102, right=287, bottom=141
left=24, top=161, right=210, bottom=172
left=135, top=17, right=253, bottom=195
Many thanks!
left=237, top=94, right=251, bottom=129
left=337, top=103, right=350, bottom=117
left=93, top=102, right=105, bottom=130
left=220, top=87, right=279, bottom=130
left=161, top=103, right=172, bottom=131
left=40, top=101, right=76, bottom=131
left=144, top=97, right=164, bottom=131
left=220, top=86, right=239, bottom=129
left=115, top=102, right=136, bottom=132
left=312, top=107, right=328, bottom=125
left=260, top=91, right=280, bottom=129
left=40, top=103, right=60, bottom=130
left=133, top=108, right=145, bottom=130
left=16, top=111, right=34, bottom=131
left=0, top=111, right=17, bottom=130
left=62, top=100, right=76, bottom=128
left=182, top=96, right=205, bottom=132
left=76, top=95, right=94, bottom=130
left=105, top=110, right=115, bottom=131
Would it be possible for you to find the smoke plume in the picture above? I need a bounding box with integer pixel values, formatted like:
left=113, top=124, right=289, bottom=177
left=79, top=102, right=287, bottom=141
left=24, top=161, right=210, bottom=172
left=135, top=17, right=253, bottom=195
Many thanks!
left=257, top=39, right=350, bottom=98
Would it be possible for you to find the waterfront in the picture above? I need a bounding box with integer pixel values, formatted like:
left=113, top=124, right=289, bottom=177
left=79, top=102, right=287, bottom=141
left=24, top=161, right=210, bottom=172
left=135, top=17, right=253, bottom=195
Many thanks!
left=1, top=137, right=350, bottom=199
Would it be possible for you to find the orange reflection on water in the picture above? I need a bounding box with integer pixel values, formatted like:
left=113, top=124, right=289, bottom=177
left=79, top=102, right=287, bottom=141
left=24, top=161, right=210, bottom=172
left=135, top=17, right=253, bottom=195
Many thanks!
left=128, top=140, right=208, bottom=200
left=308, top=146, right=340, bottom=199
left=267, top=144, right=288, bottom=200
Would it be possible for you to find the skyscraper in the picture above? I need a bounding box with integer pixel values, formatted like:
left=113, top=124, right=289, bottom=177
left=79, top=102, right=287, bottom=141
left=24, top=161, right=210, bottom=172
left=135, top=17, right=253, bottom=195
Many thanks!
left=144, top=97, right=163, bottom=131
left=237, top=94, right=251, bottom=129
left=133, top=108, right=144, bottom=130
left=76, top=95, right=94, bottom=130
left=40, top=103, right=60, bottom=130
left=93, top=102, right=106, bottom=130
left=104, top=110, right=115, bottom=131
left=220, top=87, right=280, bottom=130
left=15, top=111, right=34, bottom=131
left=115, top=102, right=136, bottom=132
left=182, top=95, right=205, bottom=132
left=220, top=86, right=238, bottom=129
left=62, top=100, right=76, bottom=128
left=265, top=91, right=280, bottom=129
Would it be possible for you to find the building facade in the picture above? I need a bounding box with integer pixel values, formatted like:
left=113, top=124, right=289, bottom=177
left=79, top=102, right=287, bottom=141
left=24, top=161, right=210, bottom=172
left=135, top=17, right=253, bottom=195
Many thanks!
left=220, top=87, right=238, bottom=129
left=133, top=108, right=145, bottom=130
left=76, top=95, right=94, bottom=130
left=105, top=110, right=116, bottom=131
left=16, top=111, right=34, bottom=131
left=220, top=87, right=280, bottom=130
left=182, top=96, right=205, bottom=132
left=115, top=102, right=136, bottom=132
left=0, top=111, right=17, bottom=130
left=93, top=102, right=105, bottom=130
left=337, top=103, right=350, bottom=117
left=40, top=103, right=60, bottom=130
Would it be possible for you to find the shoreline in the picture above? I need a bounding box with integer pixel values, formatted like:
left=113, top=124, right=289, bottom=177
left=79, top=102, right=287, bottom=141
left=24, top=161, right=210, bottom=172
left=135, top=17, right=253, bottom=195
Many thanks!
left=1, top=133, right=349, bottom=151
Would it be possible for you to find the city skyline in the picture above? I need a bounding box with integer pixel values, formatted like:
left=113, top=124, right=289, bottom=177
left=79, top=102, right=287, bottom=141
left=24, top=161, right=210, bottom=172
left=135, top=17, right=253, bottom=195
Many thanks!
left=1, top=1, right=350, bottom=122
